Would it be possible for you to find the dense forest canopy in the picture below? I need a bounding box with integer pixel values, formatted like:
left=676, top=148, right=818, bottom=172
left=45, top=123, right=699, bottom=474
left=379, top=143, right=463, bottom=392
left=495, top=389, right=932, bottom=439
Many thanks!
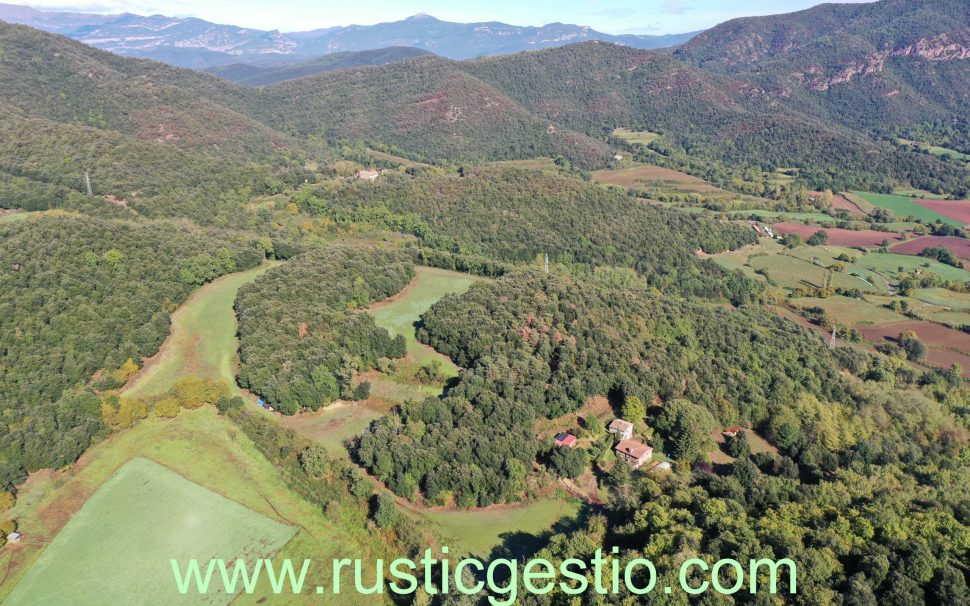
left=297, top=166, right=761, bottom=302
left=356, top=271, right=854, bottom=507
left=0, top=215, right=263, bottom=483
left=236, top=246, right=414, bottom=414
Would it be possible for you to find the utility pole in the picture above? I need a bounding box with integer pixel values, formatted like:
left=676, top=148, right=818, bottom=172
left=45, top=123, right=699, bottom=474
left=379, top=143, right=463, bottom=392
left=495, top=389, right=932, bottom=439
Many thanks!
left=84, top=171, right=93, bottom=196
left=830, top=327, right=837, bottom=349
left=544, top=253, right=549, bottom=274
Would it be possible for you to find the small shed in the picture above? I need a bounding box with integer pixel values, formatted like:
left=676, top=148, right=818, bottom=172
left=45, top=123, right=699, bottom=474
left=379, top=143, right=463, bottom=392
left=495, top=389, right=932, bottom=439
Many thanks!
left=6, top=531, right=21, bottom=543
left=554, top=432, right=577, bottom=448
left=608, top=419, right=634, bottom=441
left=723, top=426, right=744, bottom=438
left=655, top=461, right=672, bottom=472
left=356, top=170, right=379, bottom=181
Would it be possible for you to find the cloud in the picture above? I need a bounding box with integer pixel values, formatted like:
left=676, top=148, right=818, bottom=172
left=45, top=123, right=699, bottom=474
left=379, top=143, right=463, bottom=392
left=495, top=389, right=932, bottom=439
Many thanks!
left=662, top=0, right=688, bottom=15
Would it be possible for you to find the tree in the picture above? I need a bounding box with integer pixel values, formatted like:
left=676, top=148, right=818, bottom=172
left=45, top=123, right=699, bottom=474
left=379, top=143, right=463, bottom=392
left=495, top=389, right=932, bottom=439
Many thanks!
left=655, top=399, right=718, bottom=463
left=0, top=492, right=14, bottom=512
left=930, top=562, right=970, bottom=606
left=622, top=395, right=647, bottom=425
left=780, top=233, right=803, bottom=248
left=154, top=397, right=181, bottom=418
left=373, top=493, right=399, bottom=529
left=725, top=431, right=751, bottom=458
left=807, top=230, right=829, bottom=246
left=300, top=444, right=332, bottom=479
left=549, top=447, right=587, bottom=479
left=897, top=330, right=927, bottom=362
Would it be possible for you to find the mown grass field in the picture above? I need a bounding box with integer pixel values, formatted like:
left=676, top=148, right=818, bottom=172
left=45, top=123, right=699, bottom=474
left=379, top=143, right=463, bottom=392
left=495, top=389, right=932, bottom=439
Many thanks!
left=367, top=266, right=477, bottom=376
left=124, top=263, right=277, bottom=399
left=912, top=288, right=970, bottom=311
left=405, top=498, right=581, bottom=559
left=854, top=252, right=970, bottom=283
left=0, top=211, right=30, bottom=224
left=5, top=457, right=295, bottom=606
left=790, top=295, right=907, bottom=326
left=612, top=128, right=660, bottom=145
left=854, top=191, right=962, bottom=226
left=0, top=409, right=389, bottom=606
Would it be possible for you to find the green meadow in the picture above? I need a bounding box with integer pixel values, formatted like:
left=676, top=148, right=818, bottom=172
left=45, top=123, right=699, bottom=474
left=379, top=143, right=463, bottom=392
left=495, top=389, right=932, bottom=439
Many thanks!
left=124, top=263, right=277, bottom=399
left=853, top=191, right=961, bottom=226
left=5, top=458, right=295, bottom=606
left=367, top=266, right=477, bottom=376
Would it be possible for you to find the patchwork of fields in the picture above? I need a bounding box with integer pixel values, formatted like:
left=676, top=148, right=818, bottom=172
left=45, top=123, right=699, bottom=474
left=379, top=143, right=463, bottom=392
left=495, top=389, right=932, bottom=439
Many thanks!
left=853, top=192, right=963, bottom=226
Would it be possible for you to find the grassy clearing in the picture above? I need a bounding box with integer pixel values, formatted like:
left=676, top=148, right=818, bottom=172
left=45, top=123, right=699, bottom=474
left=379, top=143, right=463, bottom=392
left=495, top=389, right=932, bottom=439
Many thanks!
left=367, top=266, right=477, bottom=377
left=612, top=128, right=660, bottom=146
left=279, top=400, right=389, bottom=456
left=790, top=296, right=907, bottom=326
left=0, top=211, right=30, bottom=225
left=854, top=253, right=970, bottom=283
left=5, top=457, right=295, bottom=606
left=405, top=498, right=580, bottom=559
left=854, top=191, right=961, bottom=226
left=124, top=263, right=278, bottom=399
left=0, top=409, right=387, bottom=606
left=912, top=288, right=970, bottom=311
left=897, top=139, right=970, bottom=163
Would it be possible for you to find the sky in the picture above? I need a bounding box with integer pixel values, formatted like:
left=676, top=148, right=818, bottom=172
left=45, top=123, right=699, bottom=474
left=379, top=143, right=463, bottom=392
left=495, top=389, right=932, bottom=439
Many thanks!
left=22, top=0, right=876, bottom=35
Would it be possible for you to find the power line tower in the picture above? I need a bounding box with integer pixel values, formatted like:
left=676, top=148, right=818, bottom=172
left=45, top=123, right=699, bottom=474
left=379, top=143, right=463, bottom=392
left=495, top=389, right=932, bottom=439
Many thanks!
left=829, top=327, right=837, bottom=349
left=544, top=253, right=549, bottom=274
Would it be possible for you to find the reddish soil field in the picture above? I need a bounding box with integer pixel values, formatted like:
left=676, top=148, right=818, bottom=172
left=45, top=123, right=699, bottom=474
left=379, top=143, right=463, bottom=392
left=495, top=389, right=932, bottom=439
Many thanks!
left=857, top=320, right=970, bottom=376
left=890, top=235, right=970, bottom=260
left=773, top=222, right=903, bottom=247
left=830, top=194, right=864, bottom=213
left=914, top=199, right=970, bottom=225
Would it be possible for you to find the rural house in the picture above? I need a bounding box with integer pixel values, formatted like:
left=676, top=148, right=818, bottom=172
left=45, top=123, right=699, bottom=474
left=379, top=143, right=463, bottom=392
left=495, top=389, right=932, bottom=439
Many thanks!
left=723, top=426, right=743, bottom=438
left=608, top=419, right=634, bottom=441
left=554, top=432, right=577, bottom=448
left=356, top=169, right=379, bottom=180
left=615, top=439, right=652, bottom=468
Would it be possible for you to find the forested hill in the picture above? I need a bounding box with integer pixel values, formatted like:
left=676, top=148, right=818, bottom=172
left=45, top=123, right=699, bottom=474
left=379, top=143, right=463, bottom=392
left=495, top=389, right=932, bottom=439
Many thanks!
left=248, top=56, right=614, bottom=167
left=293, top=166, right=760, bottom=302
left=462, top=40, right=970, bottom=193
left=206, top=47, right=434, bottom=87
left=674, top=0, right=970, bottom=153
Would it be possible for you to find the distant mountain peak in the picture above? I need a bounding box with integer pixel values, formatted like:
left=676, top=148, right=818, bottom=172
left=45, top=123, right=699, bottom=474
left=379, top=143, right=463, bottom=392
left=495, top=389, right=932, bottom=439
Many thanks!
left=0, top=2, right=699, bottom=67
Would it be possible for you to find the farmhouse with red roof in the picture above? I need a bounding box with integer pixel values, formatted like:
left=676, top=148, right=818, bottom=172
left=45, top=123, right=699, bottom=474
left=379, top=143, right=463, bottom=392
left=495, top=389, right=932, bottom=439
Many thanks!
left=615, top=439, right=652, bottom=468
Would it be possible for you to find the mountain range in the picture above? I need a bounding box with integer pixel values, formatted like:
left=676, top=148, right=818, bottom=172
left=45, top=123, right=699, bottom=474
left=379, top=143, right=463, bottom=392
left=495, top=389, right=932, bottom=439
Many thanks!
left=0, top=4, right=698, bottom=67
left=0, top=0, right=968, bottom=207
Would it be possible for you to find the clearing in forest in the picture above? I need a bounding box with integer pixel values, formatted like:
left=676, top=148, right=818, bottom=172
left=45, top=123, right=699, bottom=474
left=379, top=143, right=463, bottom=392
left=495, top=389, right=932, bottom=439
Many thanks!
left=4, top=457, right=295, bottom=606
left=124, top=263, right=277, bottom=399
left=366, top=266, right=478, bottom=377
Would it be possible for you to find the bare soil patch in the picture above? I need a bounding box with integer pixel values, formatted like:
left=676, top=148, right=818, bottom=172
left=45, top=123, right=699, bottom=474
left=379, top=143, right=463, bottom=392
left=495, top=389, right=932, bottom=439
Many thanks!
left=914, top=199, right=970, bottom=225
left=773, top=222, right=904, bottom=247
left=891, top=235, right=970, bottom=260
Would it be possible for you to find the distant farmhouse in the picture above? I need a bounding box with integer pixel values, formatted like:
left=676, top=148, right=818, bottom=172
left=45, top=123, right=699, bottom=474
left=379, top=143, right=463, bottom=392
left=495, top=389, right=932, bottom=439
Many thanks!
left=356, top=169, right=380, bottom=181
left=608, top=419, right=634, bottom=441
left=615, top=439, right=652, bottom=468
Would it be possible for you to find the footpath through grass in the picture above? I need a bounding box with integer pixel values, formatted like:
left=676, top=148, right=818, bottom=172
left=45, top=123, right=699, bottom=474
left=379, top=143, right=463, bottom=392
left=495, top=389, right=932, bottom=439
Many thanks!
left=5, top=457, right=294, bottom=606
left=124, top=262, right=278, bottom=399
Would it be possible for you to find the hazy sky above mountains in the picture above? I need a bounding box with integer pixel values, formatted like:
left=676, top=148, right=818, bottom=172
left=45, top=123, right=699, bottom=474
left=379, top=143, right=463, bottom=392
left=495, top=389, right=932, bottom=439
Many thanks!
left=22, top=0, right=876, bottom=34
